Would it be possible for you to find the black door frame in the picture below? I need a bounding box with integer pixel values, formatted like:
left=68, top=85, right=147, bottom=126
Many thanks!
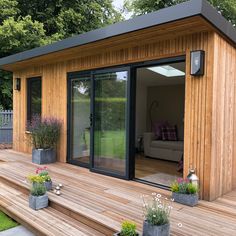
left=67, top=55, right=186, bottom=182
left=67, top=66, right=131, bottom=180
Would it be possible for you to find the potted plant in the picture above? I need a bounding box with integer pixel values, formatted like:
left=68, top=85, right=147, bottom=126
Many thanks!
left=171, top=178, right=199, bottom=206
left=28, top=116, right=62, bottom=164
left=27, top=167, right=52, bottom=191
left=29, top=182, right=48, bottom=210
left=142, top=193, right=172, bottom=236
left=114, top=220, right=139, bottom=236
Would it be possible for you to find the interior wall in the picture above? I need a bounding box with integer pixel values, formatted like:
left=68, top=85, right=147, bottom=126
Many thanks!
left=135, top=82, right=147, bottom=147
left=147, top=84, right=185, bottom=140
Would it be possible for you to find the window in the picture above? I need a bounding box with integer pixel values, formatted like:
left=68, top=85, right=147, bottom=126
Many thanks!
left=27, top=77, right=42, bottom=123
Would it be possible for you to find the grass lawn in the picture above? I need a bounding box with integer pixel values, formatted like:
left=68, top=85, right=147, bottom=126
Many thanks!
left=84, top=130, right=126, bottom=159
left=0, top=211, right=19, bottom=232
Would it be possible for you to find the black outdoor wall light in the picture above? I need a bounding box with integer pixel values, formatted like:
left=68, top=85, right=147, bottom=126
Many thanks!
left=14, top=78, right=21, bottom=91
left=190, top=50, right=205, bottom=76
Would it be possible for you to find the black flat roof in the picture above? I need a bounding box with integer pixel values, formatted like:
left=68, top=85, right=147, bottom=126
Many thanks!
left=0, top=0, right=236, bottom=68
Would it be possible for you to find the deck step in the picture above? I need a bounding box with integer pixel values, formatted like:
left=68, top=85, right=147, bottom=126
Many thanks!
left=0, top=182, right=104, bottom=236
left=0, top=175, right=119, bottom=235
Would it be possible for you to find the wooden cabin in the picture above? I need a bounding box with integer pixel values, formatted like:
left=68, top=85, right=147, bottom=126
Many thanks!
left=0, top=0, right=236, bottom=201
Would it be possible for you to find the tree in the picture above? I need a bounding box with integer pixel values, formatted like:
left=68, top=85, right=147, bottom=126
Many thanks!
left=125, top=0, right=236, bottom=26
left=0, top=0, right=121, bottom=110
left=17, top=0, right=122, bottom=38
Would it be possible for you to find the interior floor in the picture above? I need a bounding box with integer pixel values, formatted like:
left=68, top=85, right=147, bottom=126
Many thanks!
left=135, top=154, right=182, bottom=186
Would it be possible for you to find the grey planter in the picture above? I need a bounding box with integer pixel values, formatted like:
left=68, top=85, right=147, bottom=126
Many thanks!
left=143, top=221, right=170, bottom=236
left=29, top=194, right=48, bottom=210
left=33, top=181, right=52, bottom=191
left=44, top=181, right=52, bottom=191
left=113, top=232, right=139, bottom=236
left=172, top=192, right=198, bottom=206
left=32, top=148, right=56, bottom=164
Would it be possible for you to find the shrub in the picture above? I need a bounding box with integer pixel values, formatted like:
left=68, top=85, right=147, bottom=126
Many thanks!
left=142, top=193, right=173, bottom=226
left=30, top=183, right=46, bottom=196
left=171, top=178, right=198, bottom=194
left=36, top=167, right=51, bottom=182
left=28, top=167, right=51, bottom=183
left=28, top=116, right=62, bottom=149
left=120, top=221, right=137, bottom=236
left=27, top=175, right=45, bottom=184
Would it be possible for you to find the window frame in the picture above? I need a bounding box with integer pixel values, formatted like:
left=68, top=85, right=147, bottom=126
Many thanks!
left=27, top=76, right=42, bottom=124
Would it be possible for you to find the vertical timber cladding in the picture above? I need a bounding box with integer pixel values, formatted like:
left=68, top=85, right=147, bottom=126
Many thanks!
left=13, top=31, right=215, bottom=200
left=210, top=33, right=236, bottom=201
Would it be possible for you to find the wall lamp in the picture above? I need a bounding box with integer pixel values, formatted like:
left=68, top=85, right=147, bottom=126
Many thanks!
left=190, top=50, right=205, bottom=76
left=14, top=78, right=21, bottom=91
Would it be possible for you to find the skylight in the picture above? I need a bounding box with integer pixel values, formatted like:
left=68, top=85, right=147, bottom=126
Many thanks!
left=147, top=65, right=185, bottom=77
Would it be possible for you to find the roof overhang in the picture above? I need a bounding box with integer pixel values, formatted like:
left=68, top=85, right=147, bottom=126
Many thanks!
left=0, top=0, right=235, bottom=71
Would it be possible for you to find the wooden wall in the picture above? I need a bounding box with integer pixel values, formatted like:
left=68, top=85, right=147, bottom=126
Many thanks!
left=13, top=27, right=235, bottom=201
left=209, top=33, right=236, bottom=200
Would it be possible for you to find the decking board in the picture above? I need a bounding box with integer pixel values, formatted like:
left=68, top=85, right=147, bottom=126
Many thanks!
left=1, top=150, right=236, bottom=235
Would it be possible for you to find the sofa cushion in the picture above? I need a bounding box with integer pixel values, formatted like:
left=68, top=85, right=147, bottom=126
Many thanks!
left=152, top=121, right=169, bottom=140
left=161, top=126, right=178, bottom=141
left=150, top=140, right=183, bottom=151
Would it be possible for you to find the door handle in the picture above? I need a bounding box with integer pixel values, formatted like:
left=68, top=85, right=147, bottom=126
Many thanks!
left=90, top=114, right=93, bottom=127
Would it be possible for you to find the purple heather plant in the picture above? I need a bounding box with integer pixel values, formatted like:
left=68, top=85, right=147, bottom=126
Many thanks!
left=28, top=115, right=62, bottom=149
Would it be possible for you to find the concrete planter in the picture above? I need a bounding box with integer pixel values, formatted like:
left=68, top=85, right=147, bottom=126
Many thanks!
left=29, top=194, right=48, bottom=210
left=33, top=181, right=52, bottom=191
left=143, top=221, right=170, bottom=236
left=172, top=192, right=198, bottom=206
left=44, top=181, right=52, bottom=191
left=32, top=148, right=56, bottom=164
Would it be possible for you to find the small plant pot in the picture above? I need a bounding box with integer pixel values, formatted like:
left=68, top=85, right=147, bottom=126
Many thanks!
left=33, top=181, right=52, bottom=191
left=29, top=194, right=48, bottom=210
left=44, top=180, right=52, bottom=191
left=32, top=148, right=56, bottom=164
left=143, top=221, right=170, bottom=236
left=172, top=192, right=198, bottom=206
left=113, top=232, right=139, bottom=236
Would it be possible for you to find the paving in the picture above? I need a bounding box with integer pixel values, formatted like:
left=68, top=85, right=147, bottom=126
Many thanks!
left=0, top=226, right=34, bottom=236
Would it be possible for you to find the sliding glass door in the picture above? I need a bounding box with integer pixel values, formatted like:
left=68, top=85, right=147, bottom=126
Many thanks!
left=69, top=75, right=91, bottom=166
left=92, top=70, right=128, bottom=176
left=68, top=68, right=130, bottom=178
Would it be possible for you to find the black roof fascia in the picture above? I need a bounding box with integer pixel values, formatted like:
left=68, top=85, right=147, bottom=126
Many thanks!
left=0, top=0, right=235, bottom=68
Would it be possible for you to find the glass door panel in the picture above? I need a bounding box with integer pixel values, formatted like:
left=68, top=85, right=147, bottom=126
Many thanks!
left=93, top=71, right=128, bottom=176
left=70, top=77, right=91, bottom=166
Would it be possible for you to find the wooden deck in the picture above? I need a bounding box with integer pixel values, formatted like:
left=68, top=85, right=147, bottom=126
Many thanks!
left=0, top=150, right=236, bottom=236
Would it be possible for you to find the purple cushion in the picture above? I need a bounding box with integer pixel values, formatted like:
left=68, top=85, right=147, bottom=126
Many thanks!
left=161, top=125, right=178, bottom=141
left=152, top=121, right=168, bottom=140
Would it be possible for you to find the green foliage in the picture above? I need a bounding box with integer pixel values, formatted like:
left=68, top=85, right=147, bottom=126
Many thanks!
left=171, top=178, right=198, bottom=194
left=0, top=71, right=12, bottom=110
left=27, top=175, right=45, bottom=184
left=120, top=221, right=137, bottom=236
left=0, top=0, right=122, bottom=110
left=0, top=0, right=19, bottom=24
left=30, top=183, right=46, bottom=196
left=0, top=16, right=47, bottom=57
left=16, top=0, right=122, bottom=38
left=126, top=0, right=236, bottom=26
left=142, top=193, right=172, bottom=226
left=0, top=211, right=19, bottom=232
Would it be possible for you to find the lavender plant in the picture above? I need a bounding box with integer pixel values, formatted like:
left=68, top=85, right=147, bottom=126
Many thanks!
left=28, top=115, right=62, bottom=149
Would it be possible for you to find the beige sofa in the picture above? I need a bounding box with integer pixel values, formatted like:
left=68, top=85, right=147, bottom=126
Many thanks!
left=143, top=132, right=183, bottom=162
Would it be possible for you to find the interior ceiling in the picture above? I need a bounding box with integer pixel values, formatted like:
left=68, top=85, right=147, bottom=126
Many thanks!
left=137, top=62, right=185, bottom=87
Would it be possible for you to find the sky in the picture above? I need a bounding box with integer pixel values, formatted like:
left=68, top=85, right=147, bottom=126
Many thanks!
left=113, top=0, right=132, bottom=19
left=113, top=0, right=125, bottom=10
